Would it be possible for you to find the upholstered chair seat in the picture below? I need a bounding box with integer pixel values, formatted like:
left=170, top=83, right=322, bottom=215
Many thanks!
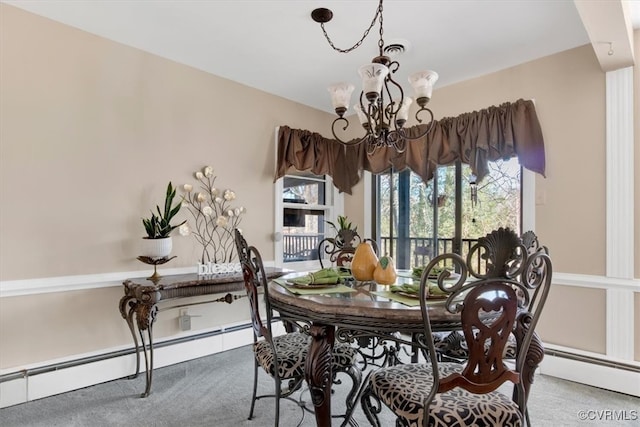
left=369, top=363, right=522, bottom=427
left=254, top=332, right=359, bottom=379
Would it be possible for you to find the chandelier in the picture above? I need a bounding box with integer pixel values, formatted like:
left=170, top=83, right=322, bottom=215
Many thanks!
left=311, top=0, right=438, bottom=154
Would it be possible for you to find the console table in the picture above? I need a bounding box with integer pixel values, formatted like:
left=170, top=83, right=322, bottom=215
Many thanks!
left=118, top=268, right=285, bottom=397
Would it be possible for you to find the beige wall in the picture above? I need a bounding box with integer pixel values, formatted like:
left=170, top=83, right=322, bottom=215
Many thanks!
left=0, top=3, right=337, bottom=281
left=0, top=5, right=334, bottom=369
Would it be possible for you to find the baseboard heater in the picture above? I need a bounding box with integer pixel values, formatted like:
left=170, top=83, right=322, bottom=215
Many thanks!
left=544, top=347, right=640, bottom=373
left=3, top=328, right=638, bottom=384
left=0, top=322, right=253, bottom=384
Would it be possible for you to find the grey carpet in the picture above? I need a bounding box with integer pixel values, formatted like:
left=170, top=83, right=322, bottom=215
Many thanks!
left=1, top=345, right=638, bottom=426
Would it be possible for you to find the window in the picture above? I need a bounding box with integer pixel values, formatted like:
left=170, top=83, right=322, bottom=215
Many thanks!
left=375, top=158, right=522, bottom=269
left=275, top=171, right=343, bottom=269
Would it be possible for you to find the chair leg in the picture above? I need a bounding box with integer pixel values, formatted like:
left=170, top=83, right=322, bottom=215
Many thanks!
left=344, top=365, right=362, bottom=414
left=274, top=376, right=281, bottom=427
left=360, top=382, right=382, bottom=427
left=248, top=359, right=259, bottom=420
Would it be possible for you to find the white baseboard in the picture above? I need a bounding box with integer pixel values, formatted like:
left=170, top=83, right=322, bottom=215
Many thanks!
left=3, top=326, right=637, bottom=409
left=540, top=354, right=640, bottom=397
left=0, top=327, right=251, bottom=408
left=0, top=321, right=289, bottom=409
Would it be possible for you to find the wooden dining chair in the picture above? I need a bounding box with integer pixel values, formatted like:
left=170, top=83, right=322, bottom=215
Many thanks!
left=432, top=230, right=548, bottom=363
left=233, top=229, right=361, bottom=427
left=357, top=227, right=552, bottom=427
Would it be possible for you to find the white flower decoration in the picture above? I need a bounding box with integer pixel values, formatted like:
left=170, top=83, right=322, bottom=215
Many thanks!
left=214, top=197, right=223, bottom=204
left=196, top=192, right=206, bottom=202
left=181, top=201, right=189, bottom=208
left=178, top=223, right=191, bottom=236
left=216, top=216, right=228, bottom=227
left=210, top=187, right=219, bottom=196
left=224, top=190, right=236, bottom=201
left=203, top=166, right=214, bottom=177
left=202, top=206, right=213, bottom=216
left=195, top=171, right=204, bottom=179
left=234, top=208, right=240, bottom=216
left=239, top=206, right=246, bottom=213
left=183, top=184, right=193, bottom=192
left=227, top=209, right=234, bottom=217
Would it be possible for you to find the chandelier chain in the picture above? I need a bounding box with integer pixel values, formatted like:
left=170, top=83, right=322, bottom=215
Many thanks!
left=378, top=0, right=384, bottom=54
left=319, top=0, right=384, bottom=54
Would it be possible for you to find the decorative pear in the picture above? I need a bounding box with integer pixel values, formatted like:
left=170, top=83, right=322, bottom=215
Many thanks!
left=373, top=255, right=397, bottom=285
left=351, top=242, right=378, bottom=281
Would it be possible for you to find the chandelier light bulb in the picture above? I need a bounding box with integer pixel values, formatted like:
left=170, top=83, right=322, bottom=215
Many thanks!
left=409, top=70, right=439, bottom=106
left=396, top=97, right=413, bottom=123
left=358, top=63, right=390, bottom=103
left=353, top=103, right=370, bottom=127
left=327, top=82, right=355, bottom=116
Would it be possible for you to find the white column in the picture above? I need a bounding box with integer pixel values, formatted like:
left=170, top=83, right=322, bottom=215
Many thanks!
left=605, top=66, right=634, bottom=360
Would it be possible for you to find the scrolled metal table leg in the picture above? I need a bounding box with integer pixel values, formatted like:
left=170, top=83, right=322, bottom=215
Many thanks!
left=141, top=322, right=155, bottom=398
left=135, top=302, right=157, bottom=398
left=118, top=295, right=140, bottom=379
left=306, top=323, right=335, bottom=427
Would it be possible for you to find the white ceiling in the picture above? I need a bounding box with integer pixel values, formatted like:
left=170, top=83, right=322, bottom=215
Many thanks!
left=4, top=0, right=639, bottom=113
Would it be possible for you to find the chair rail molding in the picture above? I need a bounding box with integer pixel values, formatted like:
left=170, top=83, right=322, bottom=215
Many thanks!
left=605, top=66, right=634, bottom=360
left=0, top=260, right=278, bottom=298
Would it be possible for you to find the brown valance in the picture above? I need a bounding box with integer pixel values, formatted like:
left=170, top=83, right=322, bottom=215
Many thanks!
left=275, top=98, right=545, bottom=193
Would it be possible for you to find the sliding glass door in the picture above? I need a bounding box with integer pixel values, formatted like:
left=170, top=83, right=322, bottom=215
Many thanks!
left=375, top=158, right=522, bottom=269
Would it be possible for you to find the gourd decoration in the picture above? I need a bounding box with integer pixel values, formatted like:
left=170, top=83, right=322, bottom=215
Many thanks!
left=351, top=241, right=378, bottom=281
left=373, top=255, right=397, bottom=285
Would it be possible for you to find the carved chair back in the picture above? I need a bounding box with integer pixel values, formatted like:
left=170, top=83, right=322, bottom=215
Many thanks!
left=317, top=228, right=378, bottom=268
left=234, top=229, right=273, bottom=343
left=419, top=227, right=552, bottom=418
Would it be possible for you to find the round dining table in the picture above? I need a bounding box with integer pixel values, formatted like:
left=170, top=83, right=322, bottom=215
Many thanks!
left=267, top=272, right=463, bottom=427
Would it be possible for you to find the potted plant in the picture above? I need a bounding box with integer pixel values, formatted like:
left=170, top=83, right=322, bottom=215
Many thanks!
left=326, top=215, right=358, bottom=249
left=141, top=182, right=186, bottom=258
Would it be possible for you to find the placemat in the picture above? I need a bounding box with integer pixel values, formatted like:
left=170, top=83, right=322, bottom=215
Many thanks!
left=371, top=290, right=447, bottom=307
left=273, top=279, right=357, bottom=295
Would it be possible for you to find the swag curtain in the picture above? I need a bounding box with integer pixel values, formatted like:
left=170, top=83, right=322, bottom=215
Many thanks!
left=275, top=98, right=545, bottom=194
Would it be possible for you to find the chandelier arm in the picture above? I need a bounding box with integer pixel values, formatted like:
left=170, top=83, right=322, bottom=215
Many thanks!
left=384, top=73, right=405, bottom=118
left=331, top=117, right=366, bottom=146
left=362, top=95, right=382, bottom=140
left=415, top=106, right=434, bottom=125
left=366, top=137, right=382, bottom=156
left=396, top=108, right=435, bottom=141
left=317, top=0, right=383, bottom=54
left=394, top=137, right=407, bottom=154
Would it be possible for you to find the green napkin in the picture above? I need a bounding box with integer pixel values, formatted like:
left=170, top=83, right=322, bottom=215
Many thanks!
left=288, top=268, right=352, bottom=286
left=390, top=282, right=448, bottom=296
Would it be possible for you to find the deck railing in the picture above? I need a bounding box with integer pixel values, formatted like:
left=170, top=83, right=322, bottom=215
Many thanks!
left=379, top=237, right=480, bottom=269
left=282, top=233, right=322, bottom=261
left=283, top=234, right=480, bottom=269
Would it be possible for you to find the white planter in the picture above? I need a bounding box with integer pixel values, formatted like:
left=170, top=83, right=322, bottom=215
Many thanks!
left=140, top=237, right=173, bottom=259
